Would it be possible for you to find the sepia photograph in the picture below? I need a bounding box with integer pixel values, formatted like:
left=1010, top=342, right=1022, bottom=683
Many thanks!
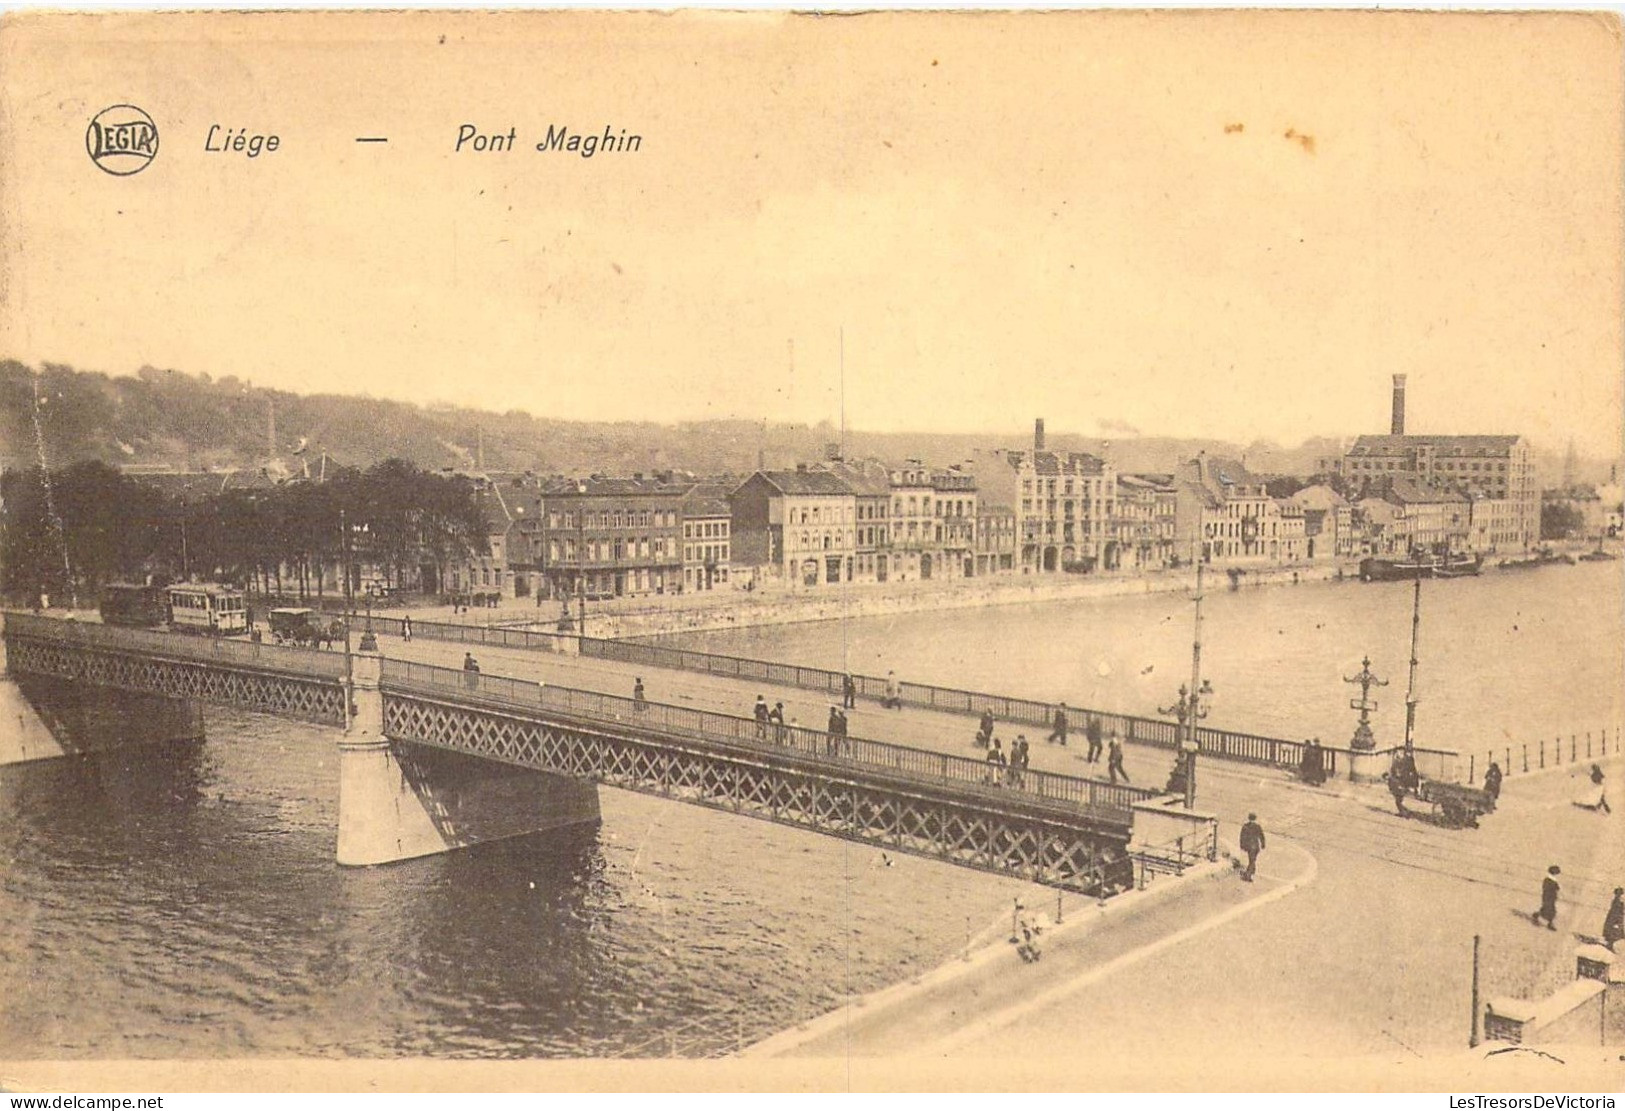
left=0, top=7, right=1622, bottom=1094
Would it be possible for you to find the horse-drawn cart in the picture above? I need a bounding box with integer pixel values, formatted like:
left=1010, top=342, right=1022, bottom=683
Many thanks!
left=267, top=607, right=345, bottom=649
left=1415, top=777, right=1494, bottom=829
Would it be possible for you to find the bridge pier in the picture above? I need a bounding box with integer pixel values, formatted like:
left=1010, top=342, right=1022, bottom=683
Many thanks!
left=337, top=653, right=600, bottom=866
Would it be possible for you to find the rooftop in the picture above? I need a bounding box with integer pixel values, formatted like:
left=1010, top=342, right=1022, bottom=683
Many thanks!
left=1348, top=434, right=1523, bottom=455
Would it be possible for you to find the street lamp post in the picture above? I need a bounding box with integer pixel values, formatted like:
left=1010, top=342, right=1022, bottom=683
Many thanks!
left=339, top=508, right=354, bottom=725
left=359, top=584, right=378, bottom=653
left=1402, top=574, right=1422, bottom=755
left=1344, top=655, right=1388, bottom=751
left=1158, top=559, right=1213, bottom=808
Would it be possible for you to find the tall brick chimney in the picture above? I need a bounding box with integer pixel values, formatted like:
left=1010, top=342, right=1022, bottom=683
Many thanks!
left=1034, top=418, right=1046, bottom=452
left=1391, top=374, right=1407, bottom=436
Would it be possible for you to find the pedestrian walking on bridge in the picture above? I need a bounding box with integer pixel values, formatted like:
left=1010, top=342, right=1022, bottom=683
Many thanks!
left=1239, top=813, right=1265, bottom=882
left=1603, top=888, right=1624, bottom=952
left=769, top=701, right=786, bottom=744
left=633, top=678, right=647, bottom=714
left=984, top=738, right=1007, bottom=785
left=463, top=652, right=480, bottom=692
left=1532, top=865, right=1561, bottom=931
left=842, top=673, right=857, bottom=710
left=1106, top=735, right=1130, bottom=785
left=883, top=671, right=902, bottom=710
left=753, top=695, right=769, bottom=740
left=1085, top=716, right=1104, bottom=764
left=1047, top=702, right=1069, bottom=746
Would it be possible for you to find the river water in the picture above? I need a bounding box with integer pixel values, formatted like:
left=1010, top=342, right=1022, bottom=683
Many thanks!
left=660, top=562, right=1625, bottom=762
left=1, top=562, right=1618, bottom=1059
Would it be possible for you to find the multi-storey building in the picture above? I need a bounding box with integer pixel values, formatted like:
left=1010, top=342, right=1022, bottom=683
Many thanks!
left=1179, top=455, right=1282, bottom=563
left=820, top=459, right=892, bottom=582
left=1468, top=493, right=1524, bottom=552
left=447, top=477, right=544, bottom=601
left=975, top=421, right=1116, bottom=574
left=1376, top=476, right=1470, bottom=553
left=886, top=461, right=937, bottom=581
left=1328, top=381, right=1539, bottom=551
left=1110, top=473, right=1178, bottom=570
left=1339, top=434, right=1538, bottom=550
left=679, top=484, right=732, bottom=593
left=932, top=467, right=979, bottom=580
left=729, top=468, right=857, bottom=588
left=974, top=504, right=1016, bottom=576
left=1286, top=484, right=1354, bottom=560
left=539, top=476, right=684, bottom=599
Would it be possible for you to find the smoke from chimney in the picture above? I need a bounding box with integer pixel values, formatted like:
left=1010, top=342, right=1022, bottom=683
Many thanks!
left=1391, top=374, right=1407, bottom=436
left=1034, top=418, right=1046, bottom=452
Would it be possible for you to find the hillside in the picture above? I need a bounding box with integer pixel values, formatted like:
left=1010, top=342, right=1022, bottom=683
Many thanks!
left=0, top=359, right=1592, bottom=483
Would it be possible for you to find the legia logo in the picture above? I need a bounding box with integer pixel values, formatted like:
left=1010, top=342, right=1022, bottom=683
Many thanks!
left=86, top=104, right=159, bottom=176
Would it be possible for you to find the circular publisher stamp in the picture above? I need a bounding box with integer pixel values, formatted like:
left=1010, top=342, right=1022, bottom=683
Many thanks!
left=86, top=104, right=159, bottom=176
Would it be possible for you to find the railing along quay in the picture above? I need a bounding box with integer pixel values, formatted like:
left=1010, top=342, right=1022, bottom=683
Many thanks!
left=380, top=658, right=1155, bottom=821
left=1468, top=728, right=1621, bottom=784
left=2, top=611, right=349, bottom=679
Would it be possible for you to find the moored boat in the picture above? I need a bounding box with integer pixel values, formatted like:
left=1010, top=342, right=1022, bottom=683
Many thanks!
left=1360, top=552, right=1482, bottom=582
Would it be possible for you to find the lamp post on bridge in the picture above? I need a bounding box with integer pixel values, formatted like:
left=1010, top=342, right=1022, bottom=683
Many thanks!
left=1158, top=558, right=1213, bottom=809
left=1343, top=655, right=1388, bottom=751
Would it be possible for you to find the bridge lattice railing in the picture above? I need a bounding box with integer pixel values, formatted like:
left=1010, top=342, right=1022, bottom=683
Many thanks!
left=380, top=657, right=1156, bottom=820
left=2, top=611, right=348, bottom=679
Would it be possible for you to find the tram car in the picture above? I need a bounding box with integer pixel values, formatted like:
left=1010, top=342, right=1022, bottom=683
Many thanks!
left=99, top=582, right=170, bottom=628
left=166, top=583, right=249, bottom=636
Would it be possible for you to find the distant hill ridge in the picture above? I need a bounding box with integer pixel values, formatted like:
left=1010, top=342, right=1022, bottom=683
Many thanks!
left=0, top=359, right=1584, bottom=482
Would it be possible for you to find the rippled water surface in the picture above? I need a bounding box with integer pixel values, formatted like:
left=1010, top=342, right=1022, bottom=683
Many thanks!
left=660, top=562, right=1625, bottom=756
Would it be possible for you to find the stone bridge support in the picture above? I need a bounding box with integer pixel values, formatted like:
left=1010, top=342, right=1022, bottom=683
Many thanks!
left=337, top=653, right=600, bottom=866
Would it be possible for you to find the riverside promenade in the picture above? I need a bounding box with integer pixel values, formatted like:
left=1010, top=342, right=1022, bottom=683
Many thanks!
left=351, top=557, right=1363, bottom=639
left=749, top=749, right=1625, bottom=1080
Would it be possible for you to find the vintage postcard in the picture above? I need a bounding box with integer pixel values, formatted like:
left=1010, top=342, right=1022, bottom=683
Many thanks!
left=0, top=7, right=1622, bottom=1095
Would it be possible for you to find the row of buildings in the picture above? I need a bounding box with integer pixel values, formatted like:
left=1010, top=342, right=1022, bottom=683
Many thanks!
left=445, top=397, right=1546, bottom=602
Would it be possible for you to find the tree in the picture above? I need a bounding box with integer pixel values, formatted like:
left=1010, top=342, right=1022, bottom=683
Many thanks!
left=1541, top=501, right=1585, bottom=540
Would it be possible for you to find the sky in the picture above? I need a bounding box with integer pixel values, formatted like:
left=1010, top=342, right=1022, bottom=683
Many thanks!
left=1, top=10, right=1621, bottom=456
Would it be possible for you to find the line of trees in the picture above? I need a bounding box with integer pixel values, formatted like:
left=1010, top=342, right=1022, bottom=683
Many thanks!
left=1, top=460, right=489, bottom=608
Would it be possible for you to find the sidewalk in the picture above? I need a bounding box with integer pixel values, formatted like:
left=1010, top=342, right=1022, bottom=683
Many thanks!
left=750, top=839, right=1317, bottom=1058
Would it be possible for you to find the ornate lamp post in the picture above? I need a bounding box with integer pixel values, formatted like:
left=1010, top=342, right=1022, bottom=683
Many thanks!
left=1343, top=655, right=1388, bottom=751
left=1158, top=558, right=1213, bottom=809
left=359, top=583, right=379, bottom=653
left=1159, top=679, right=1214, bottom=807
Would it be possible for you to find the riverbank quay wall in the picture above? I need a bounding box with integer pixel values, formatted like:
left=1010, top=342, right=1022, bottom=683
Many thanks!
left=0, top=612, right=597, bottom=866
left=586, top=559, right=1364, bottom=640
left=380, top=658, right=1158, bottom=892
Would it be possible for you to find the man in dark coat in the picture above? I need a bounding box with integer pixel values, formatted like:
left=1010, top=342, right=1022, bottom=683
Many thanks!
left=753, top=695, right=770, bottom=739
left=1106, top=736, right=1130, bottom=785
left=1532, top=865, right=1560, bottom=930
left=1239, top=814, right=1265, bottom=882
left=1484, top=761, right=1503, bottom=809
left=1389, top=751, right=1418, bottom=816
left=842, top=673, right=857, bottom=710
left=977, top=708, right=995, bottom=748
left=1604, top=888, right=1624, bottom=952
left=1048, top=702, right=1069, bottom=746
left=1085, top=717, right=1104, bottom=764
